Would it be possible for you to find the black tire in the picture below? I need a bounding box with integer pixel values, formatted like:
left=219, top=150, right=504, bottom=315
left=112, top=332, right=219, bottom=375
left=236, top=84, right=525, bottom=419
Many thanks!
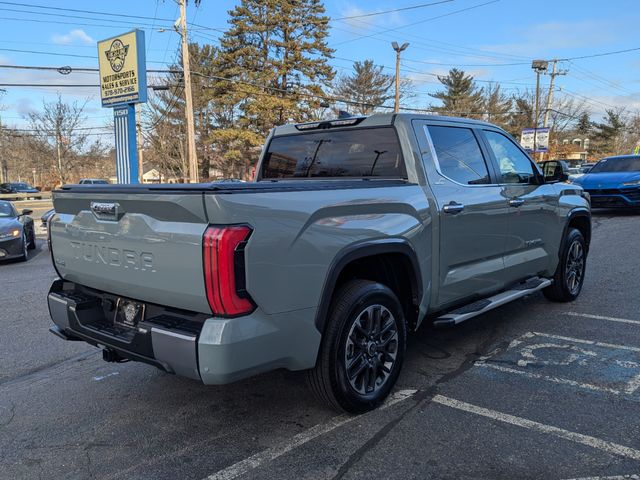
left=307, top=280, right=406, bottom=413
left=19, top=232, right=28, bottom=262
left=28, top=229, right=36, bottom=250
left=543, top=228, right=586, bottom=302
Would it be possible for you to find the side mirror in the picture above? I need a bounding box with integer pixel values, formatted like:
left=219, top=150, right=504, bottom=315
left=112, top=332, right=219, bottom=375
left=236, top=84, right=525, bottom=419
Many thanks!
left=21, top=209, right=33, bottom=216
left=542, top=161, right=569, bottom=183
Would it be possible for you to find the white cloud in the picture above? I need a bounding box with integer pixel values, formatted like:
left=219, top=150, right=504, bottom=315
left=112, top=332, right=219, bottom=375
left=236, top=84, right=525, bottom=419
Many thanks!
left=479, top=20, right=617, bottom=58
left=51, top=29, right=95, bottom=46
left=336, top=4, right=406, bottom=31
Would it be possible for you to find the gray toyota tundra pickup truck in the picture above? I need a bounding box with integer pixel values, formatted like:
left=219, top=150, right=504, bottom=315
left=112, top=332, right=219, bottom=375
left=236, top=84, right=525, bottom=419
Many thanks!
left=47, top=113, right=591, bottom=412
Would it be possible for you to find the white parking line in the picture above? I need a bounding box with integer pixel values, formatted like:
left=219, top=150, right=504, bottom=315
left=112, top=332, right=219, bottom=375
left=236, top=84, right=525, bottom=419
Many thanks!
left=563, top=475, right=640, bottom=480
left=204, top=389, right=417, bottom=480
left=567, top=312, right=640, bottom=327
left=432, top=395, right=640, bottom=461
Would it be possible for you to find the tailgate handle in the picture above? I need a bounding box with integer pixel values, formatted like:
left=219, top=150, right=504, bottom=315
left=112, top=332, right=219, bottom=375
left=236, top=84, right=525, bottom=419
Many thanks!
left=90, top=202, right=122, bottom=221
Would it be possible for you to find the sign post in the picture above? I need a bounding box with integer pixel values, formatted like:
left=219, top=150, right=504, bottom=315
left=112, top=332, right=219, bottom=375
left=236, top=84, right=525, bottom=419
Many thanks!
left=520, top=127, right=550, bottom=156
left=98, top=29, right=147, bottom=184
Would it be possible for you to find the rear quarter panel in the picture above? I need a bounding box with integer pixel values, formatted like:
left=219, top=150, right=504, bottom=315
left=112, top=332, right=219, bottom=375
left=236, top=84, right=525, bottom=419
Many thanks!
left=204, top=185, right=432, bottom=315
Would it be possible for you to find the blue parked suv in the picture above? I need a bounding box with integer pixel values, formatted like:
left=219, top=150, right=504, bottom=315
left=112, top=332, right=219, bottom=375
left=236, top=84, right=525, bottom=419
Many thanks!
left=571, top=155, right=640, bottom=208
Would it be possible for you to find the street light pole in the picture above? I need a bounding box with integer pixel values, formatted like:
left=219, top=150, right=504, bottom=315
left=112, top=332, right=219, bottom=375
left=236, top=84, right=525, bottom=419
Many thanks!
left=392, top=42, right=409, bottom=113
left=531, top=60, right=549, bottom=161
left=178, top=0, right=198, bottom=183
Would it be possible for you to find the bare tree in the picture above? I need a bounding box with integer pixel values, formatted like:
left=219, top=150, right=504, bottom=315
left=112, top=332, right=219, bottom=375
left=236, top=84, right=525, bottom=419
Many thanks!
left=28, top=94, right=89, bottom=185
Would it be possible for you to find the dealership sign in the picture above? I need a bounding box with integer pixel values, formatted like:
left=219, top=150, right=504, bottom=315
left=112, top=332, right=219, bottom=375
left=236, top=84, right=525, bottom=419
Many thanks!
left=98, top=29, right=147, bottom=107
left=520, top=127, right=550, bottom=153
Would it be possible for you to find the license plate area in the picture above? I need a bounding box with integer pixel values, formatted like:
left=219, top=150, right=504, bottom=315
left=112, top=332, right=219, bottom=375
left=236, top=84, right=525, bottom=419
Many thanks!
left=114, top=298, right=146, bottom=328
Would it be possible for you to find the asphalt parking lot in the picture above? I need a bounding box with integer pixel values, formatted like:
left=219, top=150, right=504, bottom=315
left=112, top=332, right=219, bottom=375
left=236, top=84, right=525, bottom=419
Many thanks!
left=1, top=208, right=639, bottom=480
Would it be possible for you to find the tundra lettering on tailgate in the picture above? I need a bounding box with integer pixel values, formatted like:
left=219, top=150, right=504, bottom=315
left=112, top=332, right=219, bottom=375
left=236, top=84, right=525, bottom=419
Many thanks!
left=70, top=241, right=156, bottom=272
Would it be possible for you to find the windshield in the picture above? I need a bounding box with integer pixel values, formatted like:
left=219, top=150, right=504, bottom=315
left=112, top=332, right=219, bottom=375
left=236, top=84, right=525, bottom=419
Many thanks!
left=0, top=201, right=16, bottom=218
left=590, top=156, right=640, bottom=173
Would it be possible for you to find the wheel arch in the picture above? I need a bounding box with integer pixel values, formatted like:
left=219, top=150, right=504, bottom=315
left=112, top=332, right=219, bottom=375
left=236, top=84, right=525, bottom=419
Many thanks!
left=314, top=239, right=423, bottom=334
left=564, top=208, right=591, bottom=253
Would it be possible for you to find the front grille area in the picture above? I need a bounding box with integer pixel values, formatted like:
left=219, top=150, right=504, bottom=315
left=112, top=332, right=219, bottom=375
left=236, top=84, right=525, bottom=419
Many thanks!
left=586, top=186, right=640, bottom=206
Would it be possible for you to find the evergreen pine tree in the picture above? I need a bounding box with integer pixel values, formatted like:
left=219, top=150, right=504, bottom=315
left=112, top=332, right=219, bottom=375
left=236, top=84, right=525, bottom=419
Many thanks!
left=430, top=68, right=484, bottom=118
left=333, top=60, right=394, bottom=115
left=483, top=83, right=512, bottom=128
left=218, top=0, right=335, bottom=135
left=594, top=109, right=626, bottom=155
left=576, top=112, right=592, bottom=136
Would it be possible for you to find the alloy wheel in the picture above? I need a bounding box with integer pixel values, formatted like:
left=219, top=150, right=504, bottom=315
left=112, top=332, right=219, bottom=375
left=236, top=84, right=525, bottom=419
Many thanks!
left=343, top=304, right=399, bottom=395
left=565, top=240, right=584, bottom=295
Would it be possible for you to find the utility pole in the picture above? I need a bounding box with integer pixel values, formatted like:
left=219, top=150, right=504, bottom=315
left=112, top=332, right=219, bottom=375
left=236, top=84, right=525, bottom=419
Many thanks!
left=136, top=104, right=144, bottom=183
left=392, top=42, right=409, bottom=113
left=531, top=60, right=549, bottom=161
left=178, top=0, right=198, bottom=183
left=543, top=59, right=567, bottom=128
left=0, top=117, right=4, bottom=183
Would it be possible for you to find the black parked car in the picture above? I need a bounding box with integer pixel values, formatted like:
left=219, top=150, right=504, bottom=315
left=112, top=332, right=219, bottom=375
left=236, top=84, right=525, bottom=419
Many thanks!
left=0, top=182, right=42, bottom=200
left=0, top=200, right=36, bottom=261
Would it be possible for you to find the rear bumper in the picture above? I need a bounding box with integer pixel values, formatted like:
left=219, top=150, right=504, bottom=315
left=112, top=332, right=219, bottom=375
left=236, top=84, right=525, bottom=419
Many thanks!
left=47, top=280, right=320, bottom=384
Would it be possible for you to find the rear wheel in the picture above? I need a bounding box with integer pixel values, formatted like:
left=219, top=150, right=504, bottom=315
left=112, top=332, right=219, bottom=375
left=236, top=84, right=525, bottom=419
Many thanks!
left=307, top=280, right=406, bottom=413
left=544, top=228, right=586, bottom=302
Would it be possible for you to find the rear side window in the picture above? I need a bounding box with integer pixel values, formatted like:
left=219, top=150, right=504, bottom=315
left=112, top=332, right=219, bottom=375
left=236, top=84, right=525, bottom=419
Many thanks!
left=426, top=126, right=490, bottom=185
left=261, top=127, right=406, bottom=179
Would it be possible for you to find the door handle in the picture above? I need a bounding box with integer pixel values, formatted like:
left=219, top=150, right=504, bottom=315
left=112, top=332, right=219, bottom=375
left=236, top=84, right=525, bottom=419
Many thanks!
left=509, top=198, right=525, bottom=207
left=443, top=201, right=465, bottom=214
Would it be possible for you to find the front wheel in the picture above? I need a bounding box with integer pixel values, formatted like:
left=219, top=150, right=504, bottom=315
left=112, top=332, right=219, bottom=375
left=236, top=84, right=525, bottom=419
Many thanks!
left=28, top=229, right=36, bottom=250
left=307, top=280, right=406, bottom=413
left=19, top=232, right=28, bottom=262
left=544, top=228, right=586, bottom=302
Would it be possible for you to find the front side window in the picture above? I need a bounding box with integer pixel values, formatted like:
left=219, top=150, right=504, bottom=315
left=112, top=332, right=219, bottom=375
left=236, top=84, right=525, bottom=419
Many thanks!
left=426, top=125, right=490, bottom=185
left=484, top=130, right=536, bottom=184
left=261, top=127, right=406, bottom=179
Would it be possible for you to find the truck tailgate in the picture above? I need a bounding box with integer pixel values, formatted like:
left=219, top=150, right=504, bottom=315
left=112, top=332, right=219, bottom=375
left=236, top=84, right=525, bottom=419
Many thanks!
left=50, top=191, right=211, bottom=314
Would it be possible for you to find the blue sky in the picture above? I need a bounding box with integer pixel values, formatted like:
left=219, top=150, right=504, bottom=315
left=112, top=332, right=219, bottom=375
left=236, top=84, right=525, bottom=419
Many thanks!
left=0, top=0, right=638, bottom=136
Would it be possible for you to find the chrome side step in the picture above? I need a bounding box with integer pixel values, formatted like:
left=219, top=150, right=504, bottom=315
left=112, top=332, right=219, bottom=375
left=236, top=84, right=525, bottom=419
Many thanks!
left=433, top=277, right=552, bottom=327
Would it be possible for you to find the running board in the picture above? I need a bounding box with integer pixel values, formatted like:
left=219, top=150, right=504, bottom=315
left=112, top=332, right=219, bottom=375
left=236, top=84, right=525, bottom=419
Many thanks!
left=433, top=277, right=552, bottom=327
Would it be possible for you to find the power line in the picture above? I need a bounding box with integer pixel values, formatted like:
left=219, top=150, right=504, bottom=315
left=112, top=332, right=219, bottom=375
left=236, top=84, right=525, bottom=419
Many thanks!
left=334, top=0, right=453, bottom=20
left=0, top=48, right=170, bottom=65
left=0, top=1, right=222, bottom=31
left=332, top=0, right=500, bottom=47
left=561, top=46, right=640, bottom=62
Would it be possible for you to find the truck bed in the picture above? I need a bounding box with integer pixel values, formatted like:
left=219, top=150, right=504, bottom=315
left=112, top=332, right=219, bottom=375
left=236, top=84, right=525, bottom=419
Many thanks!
left=50, top=179, right=423, bottom=316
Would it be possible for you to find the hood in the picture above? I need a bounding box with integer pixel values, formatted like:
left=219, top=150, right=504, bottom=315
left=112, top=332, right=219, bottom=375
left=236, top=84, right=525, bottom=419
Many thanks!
left=572, top=171, right=640, bottom=188
left=15, top=187, right=38, bottom=192
left=0, top=217, right=22, bottom=233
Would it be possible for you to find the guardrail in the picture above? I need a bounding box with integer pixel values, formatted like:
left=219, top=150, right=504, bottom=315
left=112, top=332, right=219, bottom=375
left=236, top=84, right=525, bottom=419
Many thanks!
left=0, top=192, right=51, bottom=201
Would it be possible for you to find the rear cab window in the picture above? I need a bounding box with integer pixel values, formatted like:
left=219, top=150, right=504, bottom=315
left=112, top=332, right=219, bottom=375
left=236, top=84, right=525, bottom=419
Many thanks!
left=260, top=127, right=406, bottom=179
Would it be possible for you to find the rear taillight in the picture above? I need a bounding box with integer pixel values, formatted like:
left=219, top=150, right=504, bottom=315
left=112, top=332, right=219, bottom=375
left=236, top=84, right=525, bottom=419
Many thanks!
left=203, top=225, right=255, bottom=317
